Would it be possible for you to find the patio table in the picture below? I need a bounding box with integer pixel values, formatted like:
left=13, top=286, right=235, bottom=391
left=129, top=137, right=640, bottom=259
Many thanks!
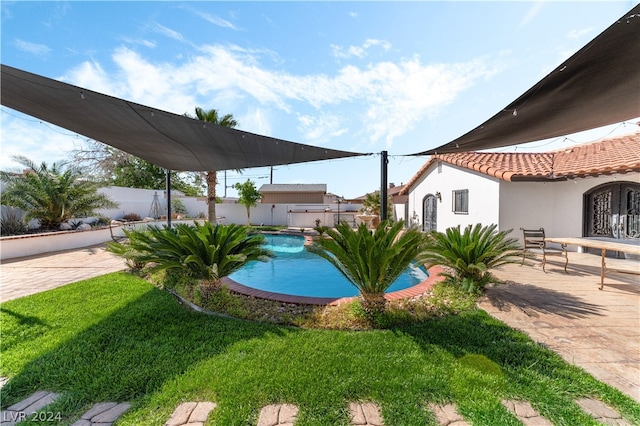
left=544, top=237, right=640, bottom=289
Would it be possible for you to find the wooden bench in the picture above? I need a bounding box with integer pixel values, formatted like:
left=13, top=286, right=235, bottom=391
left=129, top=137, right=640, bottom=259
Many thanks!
left=521, top=228, right=568, bottom=273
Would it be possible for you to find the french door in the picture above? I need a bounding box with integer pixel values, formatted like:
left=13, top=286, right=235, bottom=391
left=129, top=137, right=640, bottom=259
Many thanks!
left=584, top=182, right=640, bottom=240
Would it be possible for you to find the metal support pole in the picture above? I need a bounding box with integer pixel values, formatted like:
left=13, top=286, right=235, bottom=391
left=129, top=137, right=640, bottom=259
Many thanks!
left=380, top=150, right=388, bottom=221
left=166, top=169, right=172, bottom=229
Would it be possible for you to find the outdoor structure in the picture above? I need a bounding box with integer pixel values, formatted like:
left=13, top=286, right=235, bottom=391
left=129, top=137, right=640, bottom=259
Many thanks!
left=259, top=184, right=327, bottom=204
left=401, top=130, right=640, bottom=252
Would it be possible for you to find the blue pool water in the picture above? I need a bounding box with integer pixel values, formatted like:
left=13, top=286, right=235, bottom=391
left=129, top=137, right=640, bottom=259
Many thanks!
left=229, top=234, right=428, bottom=298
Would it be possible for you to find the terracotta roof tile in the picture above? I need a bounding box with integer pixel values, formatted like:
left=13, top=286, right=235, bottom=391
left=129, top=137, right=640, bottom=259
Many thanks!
left=401, top=130, right=640, bottom=194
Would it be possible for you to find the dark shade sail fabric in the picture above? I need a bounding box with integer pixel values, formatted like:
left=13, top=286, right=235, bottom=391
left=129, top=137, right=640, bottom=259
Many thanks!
left=413, top=5, right=640, bottom=155
left=1, top=64, right=365, bottom=171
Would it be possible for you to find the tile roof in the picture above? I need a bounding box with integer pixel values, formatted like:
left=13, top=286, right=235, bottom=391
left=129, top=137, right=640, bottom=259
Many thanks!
left=401, top=130, right=640, bottom=194
left=354, top=185, right=406, bottom=200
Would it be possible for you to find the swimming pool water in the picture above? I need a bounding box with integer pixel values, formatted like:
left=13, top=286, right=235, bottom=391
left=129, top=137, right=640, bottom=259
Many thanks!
left=229, top=234, right=428, bottom=298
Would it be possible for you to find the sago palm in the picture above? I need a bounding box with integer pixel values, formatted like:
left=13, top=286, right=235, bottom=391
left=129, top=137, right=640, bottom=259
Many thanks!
left=309, top=220, right=430, bottom=318
left=107, top=222, right=272, bottom=284
left=417, top=223, right=522, bottom=293
left=0, top=156, right=117, bottom=230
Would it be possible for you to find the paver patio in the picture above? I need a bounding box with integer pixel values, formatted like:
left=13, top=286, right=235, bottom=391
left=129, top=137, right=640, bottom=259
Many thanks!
left=478, top=252, right=639, bottom=401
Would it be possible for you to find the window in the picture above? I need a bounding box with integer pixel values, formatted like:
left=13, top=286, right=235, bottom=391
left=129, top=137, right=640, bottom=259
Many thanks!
left=452, top=189, right=468, bottom=214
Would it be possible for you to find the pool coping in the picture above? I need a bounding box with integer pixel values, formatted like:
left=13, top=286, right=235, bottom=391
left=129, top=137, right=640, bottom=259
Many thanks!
left=221, top=265, right=445, bottom=306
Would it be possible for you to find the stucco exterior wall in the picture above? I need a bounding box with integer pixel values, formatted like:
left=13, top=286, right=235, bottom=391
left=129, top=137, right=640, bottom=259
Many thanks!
left=499, top=173, right=640, bottom=246
left=406, top=162, right=500, bottom=232
left=406, top=162, right=639, bottom=251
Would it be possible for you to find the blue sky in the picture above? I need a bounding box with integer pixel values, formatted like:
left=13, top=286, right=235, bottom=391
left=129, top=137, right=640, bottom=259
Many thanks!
left=2, top=1, right=639, bottom=199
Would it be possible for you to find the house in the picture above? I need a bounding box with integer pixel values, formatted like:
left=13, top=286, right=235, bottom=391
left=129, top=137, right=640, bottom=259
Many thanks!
left=354, top=183, right=408, bottom=221
left=400, top=130, right=640, bottom=249
left=258, top=184, right=327, bottom=204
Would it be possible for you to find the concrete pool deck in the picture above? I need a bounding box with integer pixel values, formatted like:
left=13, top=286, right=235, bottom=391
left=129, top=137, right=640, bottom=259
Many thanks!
left=0, top=243, right=638, bottom=401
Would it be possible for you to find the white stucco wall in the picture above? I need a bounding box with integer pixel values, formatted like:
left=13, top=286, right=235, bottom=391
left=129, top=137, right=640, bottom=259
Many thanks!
left=406, top=161, right=500, bottom=232
left=406, top=161, right=639, bottom=250
left=499, top=174, right=640, bottom=246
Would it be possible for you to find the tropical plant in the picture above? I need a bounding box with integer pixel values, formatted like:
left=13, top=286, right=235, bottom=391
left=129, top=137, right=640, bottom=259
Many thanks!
left=360, top=190, right=393, bottom=217
left=308, top=220, right=431, bottom=321
left=105, top=237, right=146, bottom=271
left=106, top=222, right=272, bottom=285
left=313, top=225, right=330, bottom=237
left=189, top=107, right=239, bottom=224
left=417, top=223, right=523, bottom=293
left=72, top=140, right=205, bottom=196
left=0, top=208, right=28, bottom=236
left=171, top=198, right=187, bottom=215
left=234, top=180, right=262, bottom=224
left=0, top=156, right=118, bottom=230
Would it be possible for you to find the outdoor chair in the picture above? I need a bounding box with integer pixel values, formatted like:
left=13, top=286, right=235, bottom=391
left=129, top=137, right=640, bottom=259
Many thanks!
left=521, top=227, right=568, bottom=273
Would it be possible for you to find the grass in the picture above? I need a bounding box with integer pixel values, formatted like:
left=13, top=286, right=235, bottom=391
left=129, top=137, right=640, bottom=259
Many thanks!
left=1, top=272, right=639, bottom=425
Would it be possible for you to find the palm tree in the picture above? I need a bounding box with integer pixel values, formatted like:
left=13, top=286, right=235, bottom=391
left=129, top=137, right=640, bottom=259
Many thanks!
left=360, top=191, right=394, bottom=225
left=192, top=107, right=239, bottom=224
left=308, top=220, right=430, bottom=321
left=0, top=156, right=118, bottom=230
left=417, top=223, right=523, bottom=293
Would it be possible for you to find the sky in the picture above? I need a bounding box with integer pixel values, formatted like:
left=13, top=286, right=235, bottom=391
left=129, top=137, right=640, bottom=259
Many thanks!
left=1, top=1, right=639, bottom=199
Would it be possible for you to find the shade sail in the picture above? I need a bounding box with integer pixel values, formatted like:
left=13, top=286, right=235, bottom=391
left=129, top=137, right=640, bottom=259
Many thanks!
left=1, top=64, right=365, bottom=171
left=413, top=5, right=640, bottom=155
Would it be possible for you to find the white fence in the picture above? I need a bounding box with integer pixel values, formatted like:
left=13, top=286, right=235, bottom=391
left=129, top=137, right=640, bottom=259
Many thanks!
left=96, top=187, right=367, bottom=228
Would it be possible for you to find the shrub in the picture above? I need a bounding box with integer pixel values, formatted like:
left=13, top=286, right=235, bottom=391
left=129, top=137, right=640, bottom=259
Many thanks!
left=0, top=210, right=28, bottom=236
left=418, top=223, right=522, bottom=293
left=107, top=222, right=273, bottom=285
left=121, top=213, right=142, bottom=222
left=309, top=220, right=430, bottom=322
left=94, top=216, right=110, bottom=227
left=313, top=225, right=330, bottom=237
left=171, top=199, right=187, bottom=215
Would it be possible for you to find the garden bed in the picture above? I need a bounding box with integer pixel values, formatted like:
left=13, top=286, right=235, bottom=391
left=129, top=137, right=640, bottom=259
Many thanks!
left=0, top=225, right=123, bottom=260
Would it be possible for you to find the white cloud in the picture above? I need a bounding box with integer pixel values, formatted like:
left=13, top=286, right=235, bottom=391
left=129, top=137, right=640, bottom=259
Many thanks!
left=0, top=112, right=78, bottom=170
left=241, top=107, right=272, bottom=137
left=297, top=113, right=348, bottom=143
left=13, top=39, right=51, bottom=57
left=518, top=1, right=544, bottom=30
left=194, top=10, right=240, bottom=31
left=121, top=37, right=156, bottom=48
left=567, top=27, right=593, bottom=39
left=152, top=23, right=187, bottom=43
left=53, top=43, right=500, bottom=150
left=331, top=38, right=391, bottom=59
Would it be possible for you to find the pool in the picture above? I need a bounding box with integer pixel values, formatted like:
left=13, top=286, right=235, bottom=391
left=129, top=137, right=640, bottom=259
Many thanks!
left=228, top=234, right=429, bottom=298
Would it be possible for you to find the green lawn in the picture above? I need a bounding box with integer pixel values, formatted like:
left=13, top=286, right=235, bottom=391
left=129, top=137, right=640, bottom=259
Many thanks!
left=1, top=272, right=638, bottom=425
